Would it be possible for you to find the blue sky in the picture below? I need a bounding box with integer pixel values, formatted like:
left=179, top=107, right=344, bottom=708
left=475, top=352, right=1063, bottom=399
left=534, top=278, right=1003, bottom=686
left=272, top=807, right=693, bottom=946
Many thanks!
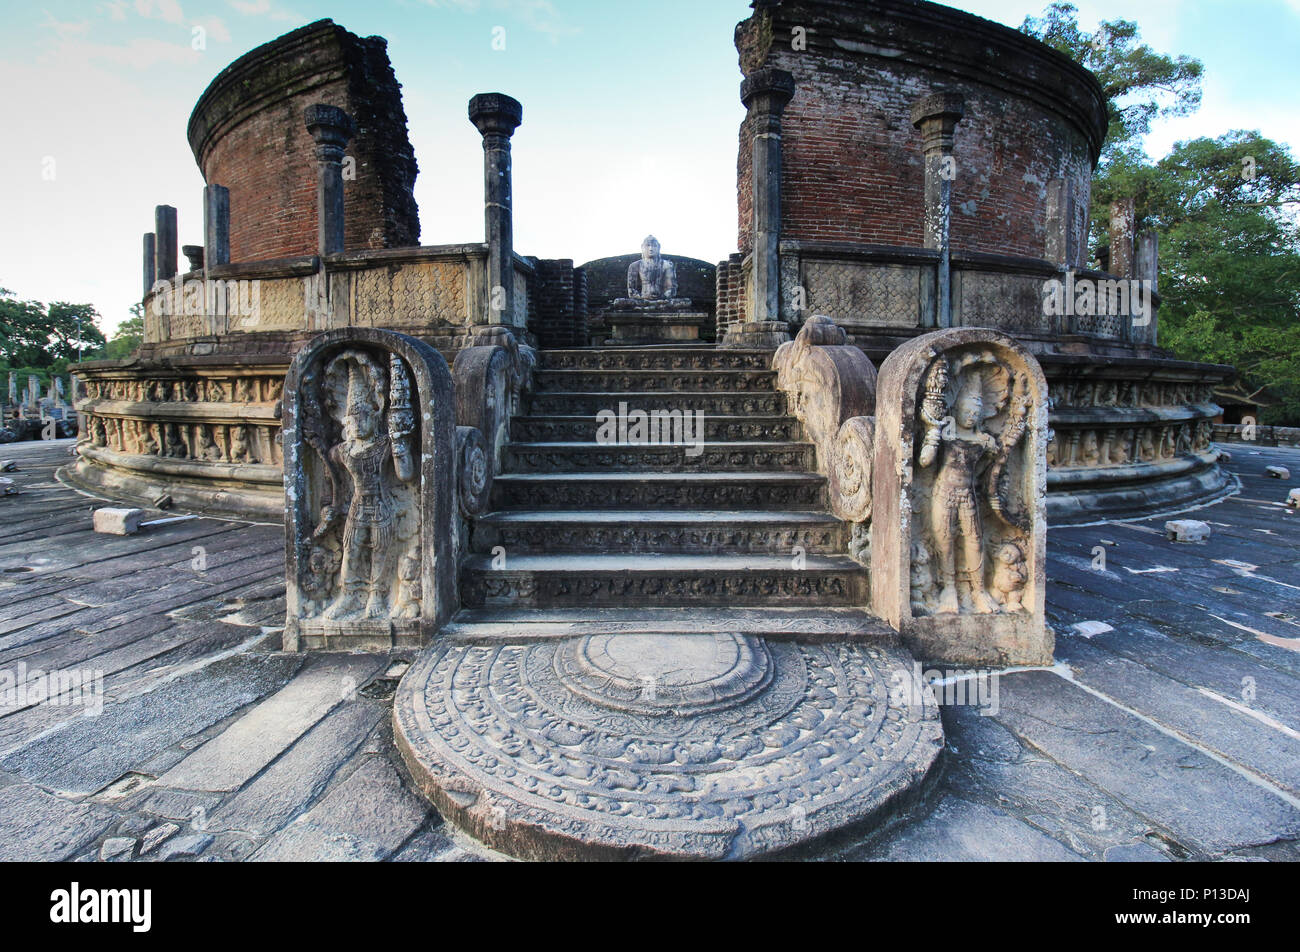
left=1, top=0, right=1297, bottom=336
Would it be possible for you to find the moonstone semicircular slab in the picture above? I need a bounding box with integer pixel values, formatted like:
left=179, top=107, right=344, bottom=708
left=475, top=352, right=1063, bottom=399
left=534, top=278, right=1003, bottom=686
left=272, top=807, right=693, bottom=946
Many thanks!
left=394, top=633, right=943, bottom=861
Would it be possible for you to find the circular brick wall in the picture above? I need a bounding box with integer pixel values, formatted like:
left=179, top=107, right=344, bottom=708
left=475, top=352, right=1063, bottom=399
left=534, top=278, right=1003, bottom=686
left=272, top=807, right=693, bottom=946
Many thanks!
left=737, top=0, right=1107, bottom=267
left=187, top=19, right=420, bottom=264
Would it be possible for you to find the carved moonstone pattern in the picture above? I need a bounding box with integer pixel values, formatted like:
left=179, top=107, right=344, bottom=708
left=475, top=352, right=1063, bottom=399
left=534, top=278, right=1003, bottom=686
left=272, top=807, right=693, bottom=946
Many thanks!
left=393, top=633, right=943, bottom=861
left=556, top=633, right=773, bottom=716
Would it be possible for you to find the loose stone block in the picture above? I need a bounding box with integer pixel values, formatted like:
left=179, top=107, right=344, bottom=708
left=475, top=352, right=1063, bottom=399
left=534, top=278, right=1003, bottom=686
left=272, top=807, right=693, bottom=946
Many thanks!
left=98, top=837, right=136, bottom=862
left=1165, top=520, right=1211, bottom=543
left=93, top=507, right=145, bottom=536
left=1288, top=488, right=1300, bottom=509
left=1266, top=466, right=1291, bottom=480
left=871, top=329, right=1051, bottom=667
left=140, top=823, right=180, bottom=855
left=283, top=328, right=457, bottom=652
left=0, top=477, right=15, bottom=496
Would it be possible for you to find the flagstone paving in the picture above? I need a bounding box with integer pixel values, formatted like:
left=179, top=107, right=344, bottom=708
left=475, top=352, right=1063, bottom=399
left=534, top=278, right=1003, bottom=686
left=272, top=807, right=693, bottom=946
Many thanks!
left=0, top=438, right=1297, bottom=861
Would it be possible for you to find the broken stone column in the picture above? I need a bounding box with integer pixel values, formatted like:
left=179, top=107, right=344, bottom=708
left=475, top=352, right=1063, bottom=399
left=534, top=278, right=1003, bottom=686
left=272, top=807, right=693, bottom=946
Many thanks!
left=872, top=328, right=1051, bottom=666
left=911, top=93, right=965, bottom=329
left=93, top=508, right=145, bottom=536
left=304, top=105, right=357, bottom=257
left=182, top=245, right=205, bottom=273
left=1108, top=197, right=1135, bottom=279
left=203, top=184, right=230, bottom=270
left=7, top=372, right=17, bottom=407
left=142, top=233, right=156, bottom=298
left=722, top=68, right=795, bottom=350
left=282, top=327, right=458, bottom=652
left=154, top=205, right=178, bottom=281
left=468, top=93, right=523, bottom=328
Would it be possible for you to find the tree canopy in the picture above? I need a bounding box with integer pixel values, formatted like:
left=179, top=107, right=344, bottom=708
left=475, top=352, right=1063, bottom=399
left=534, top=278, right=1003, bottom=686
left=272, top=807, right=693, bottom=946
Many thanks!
left=1023, top=3, right=1300, bottom=425
left=0, top=287, right=106, bottom=369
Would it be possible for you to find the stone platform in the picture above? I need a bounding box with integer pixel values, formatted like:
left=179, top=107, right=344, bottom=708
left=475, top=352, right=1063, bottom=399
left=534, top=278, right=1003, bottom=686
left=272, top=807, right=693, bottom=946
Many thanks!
left=0, top=439, right=1297, bottom=861
left=603, top=309, right=710, bottom=345
left=394, top=629, right=941, bottom=860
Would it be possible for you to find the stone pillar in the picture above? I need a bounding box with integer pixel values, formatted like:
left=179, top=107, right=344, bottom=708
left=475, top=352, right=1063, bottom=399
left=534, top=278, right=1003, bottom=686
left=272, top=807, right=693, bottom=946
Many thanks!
left=182, top=245, right=205, bottom=273
left=142, top=233, right=156, bottom=298
left=7, top=372, right=17, bottom=408
left=1108, top=197, right=1136, bottom=279
left=204, top=184, right=230, bottom=270
left=1044, top=179, right=1078, bottom=268
left=154, top=205, right=178, bottom=281
left=1135, top=228, right=1160, bottom=345
left=468, top=93, right=524, bottom=329
left=27, top=376, right=39, bottom=410
left=304, top=105, right=357, bottom=257
left=723, top=68, right=795, bottom=349
left=911, top=93, right=965, bottom=329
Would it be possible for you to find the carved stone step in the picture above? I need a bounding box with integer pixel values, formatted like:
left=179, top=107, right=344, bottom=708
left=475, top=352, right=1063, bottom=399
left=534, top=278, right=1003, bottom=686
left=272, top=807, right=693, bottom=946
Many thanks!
left=442, top=606, right=895, bottom=642
left=472, top=510, right=847, bottom=554
left=511, top=414, right=805, bottom=444
left=529, top=391, right=788, bottom=416
left=490, top=472, right=828, bottom=511
left=533, top=369, right=776, bottom=394
left=502, top=441, right=816, bottom=473
left=458, top=553, right=867, bottom=609
left=539, top=348, right=774, bottom=371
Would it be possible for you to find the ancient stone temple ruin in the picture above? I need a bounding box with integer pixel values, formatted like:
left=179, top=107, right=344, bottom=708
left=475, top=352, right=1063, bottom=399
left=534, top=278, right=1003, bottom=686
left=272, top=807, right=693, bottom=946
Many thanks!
left=63, top=1, right=1235, bottom=860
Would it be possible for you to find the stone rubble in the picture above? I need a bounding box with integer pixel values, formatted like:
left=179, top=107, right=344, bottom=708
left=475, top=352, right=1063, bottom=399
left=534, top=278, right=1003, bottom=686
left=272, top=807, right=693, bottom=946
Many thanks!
left=1165, top=520, right=1212, bottom=543
left=92, top=507, right=145, bottom=535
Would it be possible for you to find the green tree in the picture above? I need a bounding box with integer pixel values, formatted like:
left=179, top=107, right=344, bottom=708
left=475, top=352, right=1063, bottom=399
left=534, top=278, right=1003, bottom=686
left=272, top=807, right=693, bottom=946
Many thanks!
left=1023, top=5, right=1300, bottom=425
left=1022, top=3, right=1203, bottom=164
left=1022, top=3, right=1204, bottom=252
left=1145, top=133, right=1300, bottom=423
left=104, top=305, right=145, bottom=360
left=0, top=287, right=105, bottom=367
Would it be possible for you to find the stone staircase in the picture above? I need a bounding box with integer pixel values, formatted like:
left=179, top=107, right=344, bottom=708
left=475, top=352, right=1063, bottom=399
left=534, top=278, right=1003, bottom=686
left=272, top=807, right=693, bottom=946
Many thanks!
left=395, top=345, right=943, bottom=861
left=457, top=347, right=870, bottom=614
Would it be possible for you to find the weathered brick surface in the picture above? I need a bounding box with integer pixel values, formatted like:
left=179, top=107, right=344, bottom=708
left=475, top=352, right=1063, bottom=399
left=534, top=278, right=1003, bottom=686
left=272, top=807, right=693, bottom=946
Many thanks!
left=188, top=19, right=420, bottom=264
left=734, top=0, right=1106, bottom=266
left=531, top=259, right=578, bottom=349
left=715, top=253, right=746, bottom=335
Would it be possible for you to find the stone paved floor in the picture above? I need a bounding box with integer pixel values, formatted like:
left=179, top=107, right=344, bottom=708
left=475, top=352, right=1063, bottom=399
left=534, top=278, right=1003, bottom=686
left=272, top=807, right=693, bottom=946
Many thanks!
left=0, top=438, right=1297, bottom=862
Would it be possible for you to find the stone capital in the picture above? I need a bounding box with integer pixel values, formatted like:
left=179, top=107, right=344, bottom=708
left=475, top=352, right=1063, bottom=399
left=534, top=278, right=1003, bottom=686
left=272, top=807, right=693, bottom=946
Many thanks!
left=741, top=68, right=796, bottom=118
left=304, top=104, right=356, bottom=156
left=910, top=92, right=966, bottom=154
left=469, top=93, right=524, bottom=138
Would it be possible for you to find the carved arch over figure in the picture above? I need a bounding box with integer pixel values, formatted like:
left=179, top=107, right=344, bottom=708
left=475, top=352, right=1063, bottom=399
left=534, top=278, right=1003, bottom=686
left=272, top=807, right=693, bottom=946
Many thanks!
left=872, top=328, right=1051, bottom=668
left=282, top=328, right=457, bottom=651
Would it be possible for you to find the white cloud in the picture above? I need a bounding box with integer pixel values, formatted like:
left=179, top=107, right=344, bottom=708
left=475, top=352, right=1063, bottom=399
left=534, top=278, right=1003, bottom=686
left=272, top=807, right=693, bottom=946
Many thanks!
left=419, top=0, right=577, bottom=41
left=134, top=0, right=186, bottom=26
left=227, top=0, right=303, bottom=22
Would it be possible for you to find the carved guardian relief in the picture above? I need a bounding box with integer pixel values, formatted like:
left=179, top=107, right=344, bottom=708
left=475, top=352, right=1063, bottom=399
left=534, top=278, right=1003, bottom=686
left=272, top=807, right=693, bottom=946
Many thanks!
left=873, top=329, right=1050, bottom=668
left=297, top=349, right=420, bottom=624
left=283, top=328, right=457, bottom=652
left=908, top=349, right=1034, bottom=617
